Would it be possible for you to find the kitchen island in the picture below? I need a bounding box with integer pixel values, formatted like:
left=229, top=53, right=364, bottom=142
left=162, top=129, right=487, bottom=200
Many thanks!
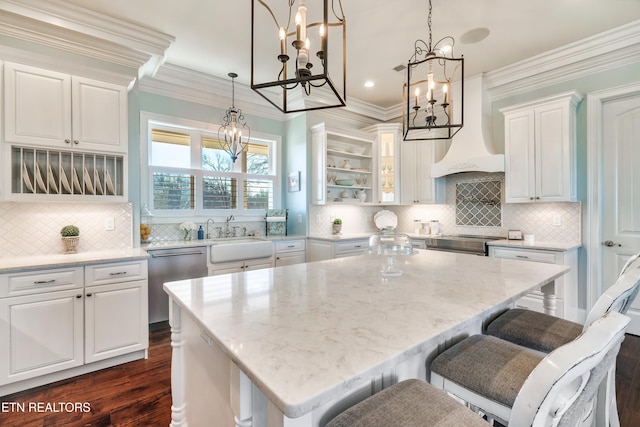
left=164, top=250, right=569, bottom=427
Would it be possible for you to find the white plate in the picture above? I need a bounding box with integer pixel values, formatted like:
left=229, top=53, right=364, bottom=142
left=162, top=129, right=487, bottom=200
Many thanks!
left=47, top=164, right=59, bottom=194
left=94, top=169, right=103, bottom=195
left=22, top=162, right=34, bottom=193
left=60, top=167, right=72, bottom=193
left=83, top=167, right=94, bottom=195
left=72, top=167, right=83, bottom=194
left=34, top=162, right=47, bottom=193
left=105, top=169, right=115, bottom=195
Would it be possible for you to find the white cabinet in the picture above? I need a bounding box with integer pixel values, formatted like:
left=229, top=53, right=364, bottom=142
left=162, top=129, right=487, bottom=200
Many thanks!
left=363, top=123, right=402, bottom=205
left=489, top=246, right=578, bottom=320
left=84, top=261, right=148, bottom=363
left=311, top=123, right=375, bottom=205
left=500, top=91, right=582, bottom=203
left=0, top=267, right=84, bottom=385
left=400, top=140, right=446, bottom=204
left=275, top=239, right=306, bottom=266
left=0, top=260, right=148, bottom=393
left=4, top=62, right=128, bottom=153
left=209, top=257, right=274, bottom=276
left=306, top=238, right=369, bottom=262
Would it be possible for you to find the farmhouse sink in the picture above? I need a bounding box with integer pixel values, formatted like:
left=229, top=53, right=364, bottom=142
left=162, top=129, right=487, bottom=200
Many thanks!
left=210, top=237, right=274, bottom=263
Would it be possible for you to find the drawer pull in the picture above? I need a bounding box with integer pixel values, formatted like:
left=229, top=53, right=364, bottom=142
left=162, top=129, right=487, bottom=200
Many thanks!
left=33, top=279, right=56, bottom=284
left=516, top=255, right=529, bottom=259
left=76, top=294, right=82, bottom=299
left=354, top=245, right=362, bottom=248
left=287, top=245, right=296, bottom=248
left=109, top=271, right=128, bottom=276
left=86, top=293, right=93, bottom=297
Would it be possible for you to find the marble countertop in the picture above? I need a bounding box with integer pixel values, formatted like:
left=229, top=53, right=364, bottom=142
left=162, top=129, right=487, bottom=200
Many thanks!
left=0, top=248, right=150, bottom=273
left=488, top=239, right=582, bottom=251
left=163, top=250, right=569, bottom=418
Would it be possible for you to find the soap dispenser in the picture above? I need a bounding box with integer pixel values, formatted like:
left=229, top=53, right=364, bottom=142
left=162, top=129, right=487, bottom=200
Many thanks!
left=197, top=225, right=204, bottom=240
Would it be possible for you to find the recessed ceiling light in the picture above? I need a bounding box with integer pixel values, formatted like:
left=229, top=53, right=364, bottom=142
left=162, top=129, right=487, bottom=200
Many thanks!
left=364, top=81, right=375, bottom=88
left=460, top=27, right=490, bottom=44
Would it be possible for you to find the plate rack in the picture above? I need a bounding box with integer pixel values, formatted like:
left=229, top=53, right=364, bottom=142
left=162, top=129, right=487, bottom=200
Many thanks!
left=11, top=146, right=124, bottom=197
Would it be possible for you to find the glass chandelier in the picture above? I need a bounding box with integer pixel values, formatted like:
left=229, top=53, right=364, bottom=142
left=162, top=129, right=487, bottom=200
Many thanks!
left=403, top=0, right=464, bottom=141
left=218, top=73, right=250, bottom=163
left=251, top=0, right=346, bottom=113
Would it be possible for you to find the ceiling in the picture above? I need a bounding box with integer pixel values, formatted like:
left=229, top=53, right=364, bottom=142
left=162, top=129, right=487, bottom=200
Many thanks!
left=62, top=0, right=640, bottom=109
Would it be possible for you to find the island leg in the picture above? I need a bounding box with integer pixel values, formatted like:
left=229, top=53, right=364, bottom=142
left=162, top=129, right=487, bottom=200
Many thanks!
left=169, top=300, right=186, bottom=427
left=231, top=363, right=253, bottom=427
left=541, top=282, right=557, bottom=317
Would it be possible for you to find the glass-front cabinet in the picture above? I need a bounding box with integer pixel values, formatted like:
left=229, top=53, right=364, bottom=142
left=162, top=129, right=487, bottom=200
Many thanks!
left=311, top=123, right=375, bottom=205
left=364, top=124, right=401, bottom=205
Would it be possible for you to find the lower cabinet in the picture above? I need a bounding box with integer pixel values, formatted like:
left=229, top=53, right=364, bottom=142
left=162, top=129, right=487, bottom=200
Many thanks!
left=84, top=279, right=148, bottom=363
left=0, top=288, right=84, bottom=385
left=306, top=238, right=369, bottom=262
left=489, top=246, right=578, bottom=320
left=275, top=239, right=306, bottom=266
left=0, top=259, right=149, bottom=393
left=209, top=257, right=274, bottom=276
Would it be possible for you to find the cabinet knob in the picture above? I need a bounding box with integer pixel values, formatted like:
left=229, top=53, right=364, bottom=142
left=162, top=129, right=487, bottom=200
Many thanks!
left=535, top=196, right=540, bottom=200
left=529, top=197, right=534, bottom=200
left=73, top=140, right=79, bottom=145
left=86, top=293, right=93, bottom=297
left=76, top=294, right=82, bottom=299
left=65, top=139, right=71, bottom=144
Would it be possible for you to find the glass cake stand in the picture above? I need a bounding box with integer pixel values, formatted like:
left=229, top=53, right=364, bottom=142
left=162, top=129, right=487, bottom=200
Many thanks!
left=368, top=228, right=416, bottom=276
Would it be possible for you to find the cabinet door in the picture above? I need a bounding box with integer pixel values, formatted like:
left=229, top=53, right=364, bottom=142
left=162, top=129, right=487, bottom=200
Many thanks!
left=72, top=77, right=128, bottom=153
left=0, top=289, right=83, bottom=385
left=401, top=141, right=444, bottom=204
left=275, top=252, right=306, bottom=266
left=535, top=103, right=571, bottom=201
left=244, top=258, right=274, bottom=271
left=4, top=62, right=72, bottom=147
left=84, top=280, right=148, bottom=363
left=504, top=110, right=536, bottom=203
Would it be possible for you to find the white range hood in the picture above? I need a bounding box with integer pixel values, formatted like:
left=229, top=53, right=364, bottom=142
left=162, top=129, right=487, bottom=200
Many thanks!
left=431, top=74, right=504, bottom=178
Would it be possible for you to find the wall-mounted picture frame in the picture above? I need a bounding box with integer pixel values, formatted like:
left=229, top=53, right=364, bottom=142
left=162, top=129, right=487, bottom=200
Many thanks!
left=288, top=171, right=300, bottom=192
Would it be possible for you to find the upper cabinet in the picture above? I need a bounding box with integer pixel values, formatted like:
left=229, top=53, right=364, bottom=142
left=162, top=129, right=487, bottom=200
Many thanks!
left=311, top=123, right=375, bottom=205
left=364, top=123, right=402, bottom=205
left=500, top=91, right=582, bottom=203
left=4, top=62, right=128, bottom=154
left=400, top=139, right=446, bottom=205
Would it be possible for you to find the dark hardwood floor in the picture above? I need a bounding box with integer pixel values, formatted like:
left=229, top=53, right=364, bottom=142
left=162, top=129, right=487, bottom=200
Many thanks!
left=1, top=327, right=639, bottom=426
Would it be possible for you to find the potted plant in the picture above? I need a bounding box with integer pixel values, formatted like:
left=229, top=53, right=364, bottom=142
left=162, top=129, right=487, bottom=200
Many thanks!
left=60, top=225, right=80, bottom=254
left=332, top=218, right=342, bottom=235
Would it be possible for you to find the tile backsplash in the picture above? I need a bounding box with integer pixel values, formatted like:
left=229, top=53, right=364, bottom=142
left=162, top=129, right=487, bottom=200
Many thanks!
left=310, top=172, right=581, bottom=243
left=0, top=202, right=133, bottom=257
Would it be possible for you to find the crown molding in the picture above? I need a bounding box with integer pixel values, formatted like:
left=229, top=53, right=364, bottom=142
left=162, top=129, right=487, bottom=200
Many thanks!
left=0, top=0, right=174, bottom=78
left=484, top=19, right=640, bottom=100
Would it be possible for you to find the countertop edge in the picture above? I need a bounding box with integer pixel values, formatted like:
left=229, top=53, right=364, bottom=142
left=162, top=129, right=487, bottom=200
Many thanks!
left=0, top=249, right=150, bottom=273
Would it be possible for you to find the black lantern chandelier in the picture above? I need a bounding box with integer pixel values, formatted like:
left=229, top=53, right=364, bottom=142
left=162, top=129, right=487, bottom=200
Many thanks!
left=251, top=0, right=346, bottom=113
left=218, top=73, right=250, bottom=163
left=403, top=0, right=464, bottom=141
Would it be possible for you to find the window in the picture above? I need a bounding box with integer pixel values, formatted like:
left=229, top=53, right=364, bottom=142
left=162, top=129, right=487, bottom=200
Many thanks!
left=141, top=113, right=280, bottom=218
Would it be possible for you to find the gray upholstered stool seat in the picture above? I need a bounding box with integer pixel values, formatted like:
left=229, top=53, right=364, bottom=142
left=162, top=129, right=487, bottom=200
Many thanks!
left=430, top=334, right=543, bottom=408
left=325, top=379, right=489, bottom=427
left=485, top=308, right=582, bottom=353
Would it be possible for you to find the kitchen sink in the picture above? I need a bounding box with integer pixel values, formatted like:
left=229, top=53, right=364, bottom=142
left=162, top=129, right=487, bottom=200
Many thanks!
left=209, top=237, right=274, bottom=263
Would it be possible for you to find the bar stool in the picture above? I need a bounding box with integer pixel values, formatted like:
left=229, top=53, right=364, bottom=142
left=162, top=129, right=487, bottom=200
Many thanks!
left=485, top=253, right=640, bottom=353
left=429, top=311, right=630, bottom=426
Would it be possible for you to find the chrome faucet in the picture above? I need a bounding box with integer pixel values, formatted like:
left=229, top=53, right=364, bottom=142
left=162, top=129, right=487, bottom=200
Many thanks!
left=206, top=218, right=215, bottom=239
left=225, top=215, right=235, bottom=237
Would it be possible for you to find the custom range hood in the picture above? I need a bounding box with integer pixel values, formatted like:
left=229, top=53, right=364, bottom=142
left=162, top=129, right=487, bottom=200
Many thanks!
left=431, top=74, right=504, bottom=177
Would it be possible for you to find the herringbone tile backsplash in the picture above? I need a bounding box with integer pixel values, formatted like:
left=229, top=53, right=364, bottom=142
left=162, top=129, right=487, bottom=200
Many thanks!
left=0, top=202, right=133, bottom=256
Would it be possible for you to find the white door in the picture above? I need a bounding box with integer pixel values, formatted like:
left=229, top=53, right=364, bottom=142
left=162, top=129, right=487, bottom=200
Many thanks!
left=601, top=91, right=640, bottom=335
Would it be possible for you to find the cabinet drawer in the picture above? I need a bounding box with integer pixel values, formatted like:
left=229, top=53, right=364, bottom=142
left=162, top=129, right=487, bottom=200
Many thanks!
left=0, top=267, right=83, bottom=298
left=335, top=240, right=368, bottom=255
left=491, top=247, right=557, bottom=264
left=85, top=260, right=148, bottom=286
left=275, top=239, right=305, bottom=253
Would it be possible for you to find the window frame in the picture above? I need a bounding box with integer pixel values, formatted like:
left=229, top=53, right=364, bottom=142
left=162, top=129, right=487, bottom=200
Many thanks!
left=140, top=112, right=281, bottom=220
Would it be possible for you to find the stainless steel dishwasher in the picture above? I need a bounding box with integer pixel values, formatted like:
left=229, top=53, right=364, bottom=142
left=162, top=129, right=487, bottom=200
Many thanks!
left=147, top=246, right=208, bottom=324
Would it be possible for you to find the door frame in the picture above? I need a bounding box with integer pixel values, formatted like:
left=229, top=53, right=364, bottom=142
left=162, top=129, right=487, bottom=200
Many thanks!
left=586, top=82, right=640, bottom=308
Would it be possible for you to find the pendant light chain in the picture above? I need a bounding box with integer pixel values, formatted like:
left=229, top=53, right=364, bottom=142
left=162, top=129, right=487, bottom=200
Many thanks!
left=427, top=0, right=433, bottom=52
